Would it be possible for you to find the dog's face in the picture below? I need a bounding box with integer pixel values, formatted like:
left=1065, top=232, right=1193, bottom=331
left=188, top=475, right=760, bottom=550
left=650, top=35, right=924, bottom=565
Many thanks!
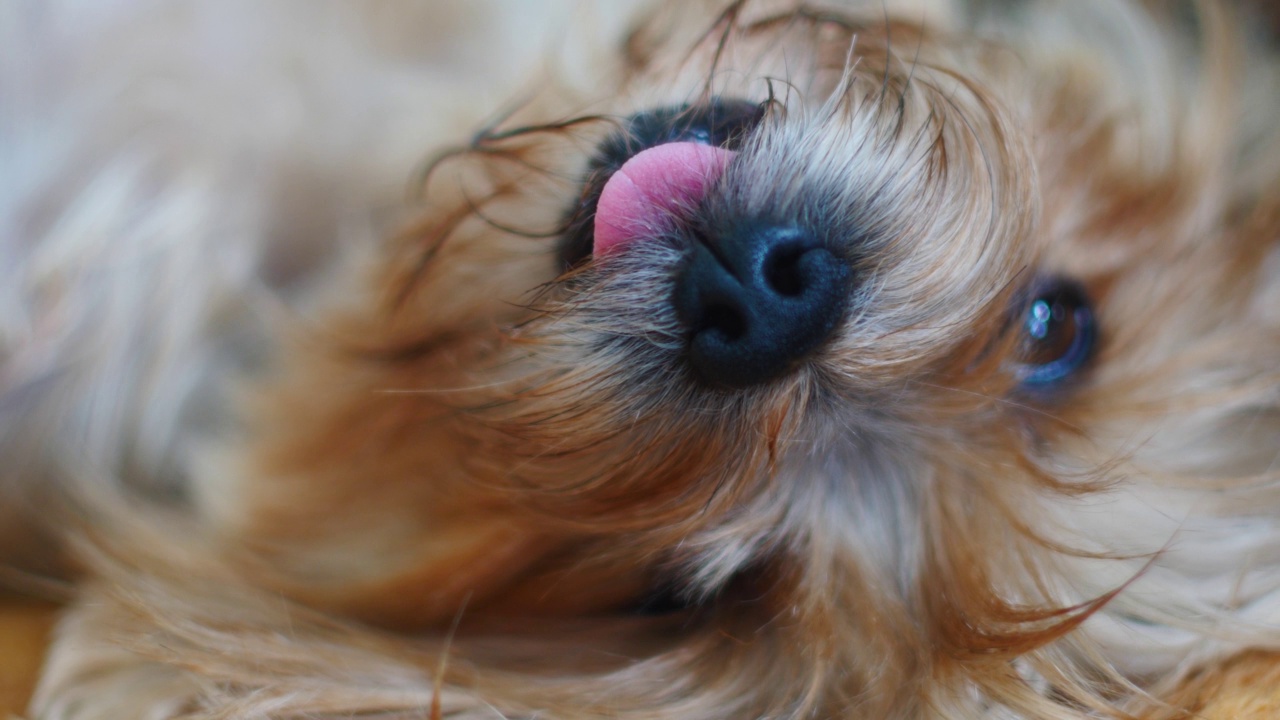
left=219, top=1, right=1280, bottom=716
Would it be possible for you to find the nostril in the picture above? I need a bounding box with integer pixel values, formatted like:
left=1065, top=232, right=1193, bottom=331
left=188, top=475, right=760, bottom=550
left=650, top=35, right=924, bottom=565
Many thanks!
left=763, top=244, right=807, bottom=297
left=702, top=302, right=747, bottom=340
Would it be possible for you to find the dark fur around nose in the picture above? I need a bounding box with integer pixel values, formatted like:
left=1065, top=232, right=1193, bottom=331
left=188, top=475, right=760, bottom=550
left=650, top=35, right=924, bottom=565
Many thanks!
left=674, top=224, right=850, bottom=388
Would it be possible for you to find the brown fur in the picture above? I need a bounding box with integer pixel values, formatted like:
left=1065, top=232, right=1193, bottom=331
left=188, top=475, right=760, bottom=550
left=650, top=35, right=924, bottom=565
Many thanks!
left=14, top=1, right=1280, bottom=718
left=1159, top=651, right=1280, bottom=719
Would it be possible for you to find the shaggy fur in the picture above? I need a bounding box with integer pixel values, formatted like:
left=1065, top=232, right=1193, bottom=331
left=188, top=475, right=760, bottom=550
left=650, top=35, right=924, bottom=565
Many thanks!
left=5, top=0, right=1280, bottom=718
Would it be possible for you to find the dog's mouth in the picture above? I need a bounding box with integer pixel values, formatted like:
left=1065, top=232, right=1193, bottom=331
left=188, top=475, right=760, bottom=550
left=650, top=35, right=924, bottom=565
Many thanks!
left=558, top=98, right=766, bottom=271
left=556, top=97, right=852, bottom=390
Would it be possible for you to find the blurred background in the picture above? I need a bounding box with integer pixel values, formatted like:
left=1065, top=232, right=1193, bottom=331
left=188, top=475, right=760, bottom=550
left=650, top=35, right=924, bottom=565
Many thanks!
left=1, top=1, right=647, bottom=713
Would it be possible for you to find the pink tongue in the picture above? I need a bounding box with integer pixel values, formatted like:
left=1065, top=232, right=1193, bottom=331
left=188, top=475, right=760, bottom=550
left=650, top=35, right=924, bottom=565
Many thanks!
left=593, top=141, right=736, bottom=257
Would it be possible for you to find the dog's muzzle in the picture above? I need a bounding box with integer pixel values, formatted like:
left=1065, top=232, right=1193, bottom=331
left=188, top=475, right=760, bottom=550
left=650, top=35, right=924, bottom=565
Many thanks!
left=562, top=99, right=851, bottom=389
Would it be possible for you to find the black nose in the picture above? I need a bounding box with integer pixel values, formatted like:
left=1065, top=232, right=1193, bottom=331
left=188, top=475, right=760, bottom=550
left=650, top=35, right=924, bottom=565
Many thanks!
left=673, top=224, right=850, bottom=388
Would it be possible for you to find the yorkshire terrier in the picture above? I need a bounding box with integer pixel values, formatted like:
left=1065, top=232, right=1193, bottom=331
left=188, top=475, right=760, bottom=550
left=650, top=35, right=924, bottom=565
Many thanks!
left=5, top=0, right=1280, bottom=718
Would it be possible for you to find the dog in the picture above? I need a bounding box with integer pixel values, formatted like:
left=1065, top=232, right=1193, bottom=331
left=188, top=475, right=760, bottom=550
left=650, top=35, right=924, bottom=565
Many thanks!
left=5, top=0, right=1280, bottom=717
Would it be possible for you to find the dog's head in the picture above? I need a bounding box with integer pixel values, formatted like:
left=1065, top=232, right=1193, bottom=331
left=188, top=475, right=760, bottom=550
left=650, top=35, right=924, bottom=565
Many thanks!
left=228, top=1, right=1280, bottom=715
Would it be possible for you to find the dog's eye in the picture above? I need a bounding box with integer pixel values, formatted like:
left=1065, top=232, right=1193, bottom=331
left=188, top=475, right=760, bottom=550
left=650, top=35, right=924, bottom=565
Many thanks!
left=1017, top=278, right=1096, bottom=387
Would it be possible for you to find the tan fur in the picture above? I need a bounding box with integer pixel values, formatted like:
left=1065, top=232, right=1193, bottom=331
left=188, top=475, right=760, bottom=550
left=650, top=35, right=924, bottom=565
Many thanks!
left=1153, top=652, right=1280, bottom=719
left=6, top=0, right=1280, bottom=718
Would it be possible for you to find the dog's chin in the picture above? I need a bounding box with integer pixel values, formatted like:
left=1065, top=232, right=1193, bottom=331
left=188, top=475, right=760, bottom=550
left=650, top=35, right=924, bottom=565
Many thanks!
left=14, top=1, right=1280, bottom=719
